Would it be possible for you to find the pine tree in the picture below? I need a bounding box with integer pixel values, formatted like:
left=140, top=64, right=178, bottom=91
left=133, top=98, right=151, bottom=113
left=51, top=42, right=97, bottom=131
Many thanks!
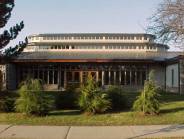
left=133, top=70, right=160, bottom=115
left=78, top=74, right=111, bottom=114
left=0, top=0, right=27, bottom=62
left=16, top=78, right=54, bottom=116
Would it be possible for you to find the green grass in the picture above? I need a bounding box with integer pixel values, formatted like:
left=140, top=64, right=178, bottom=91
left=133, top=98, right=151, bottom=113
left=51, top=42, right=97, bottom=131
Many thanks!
left=0, top=92, right=184, bottom=126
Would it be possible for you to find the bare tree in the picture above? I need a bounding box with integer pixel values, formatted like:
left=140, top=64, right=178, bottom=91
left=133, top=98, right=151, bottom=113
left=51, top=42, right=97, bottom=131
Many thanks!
left=148, top=0, right=184, bottom=47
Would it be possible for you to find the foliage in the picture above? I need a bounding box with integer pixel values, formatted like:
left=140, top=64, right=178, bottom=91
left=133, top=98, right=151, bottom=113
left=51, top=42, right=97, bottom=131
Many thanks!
left=55, top=85, right=80, bottom=109
left=0, top=0, right=27, bottom=60
left=0, top=92, right=182, bottom=125
left=0, top=70, right=2, bottom=91
left=3, top=38, right=28, bottom=58
left=0, top=0, right=14, bottom=28
left=106, top=85, right=127, bottom=110
left=16, top=79, right=55, bottom=116
left=133, top=70, right=160, bottom=115
left=147, top=0, right=184, bottom=46
left=78, top=74, right=111, bottom=114
left=0, top=91, right=18, bottom=112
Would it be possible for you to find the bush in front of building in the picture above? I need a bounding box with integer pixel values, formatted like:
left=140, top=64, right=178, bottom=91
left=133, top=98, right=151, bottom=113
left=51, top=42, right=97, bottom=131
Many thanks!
left=55, top=85, right=80, bottom=110
left=0, top=91, right=18, bottom=112
left=16, top=79, right=55, bottom=116
left=106, top=85, right=128, bottom=111
left=78, top=75, right=111, bottom=115
left=133, top=70, right=160, bottom=115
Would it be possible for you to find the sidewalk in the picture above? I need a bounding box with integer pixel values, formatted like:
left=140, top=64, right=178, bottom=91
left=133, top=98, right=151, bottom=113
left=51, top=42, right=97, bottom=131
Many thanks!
left=0, top=124, right=184, bottom=139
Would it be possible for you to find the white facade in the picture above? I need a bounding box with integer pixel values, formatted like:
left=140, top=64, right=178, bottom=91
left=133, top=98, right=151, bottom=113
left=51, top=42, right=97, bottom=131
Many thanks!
left=24, top=34, right=168, bottom=52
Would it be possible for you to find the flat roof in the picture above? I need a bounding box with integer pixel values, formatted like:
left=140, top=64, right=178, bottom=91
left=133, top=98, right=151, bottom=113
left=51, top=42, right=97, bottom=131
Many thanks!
left=29, top=33, right=156, bottom=39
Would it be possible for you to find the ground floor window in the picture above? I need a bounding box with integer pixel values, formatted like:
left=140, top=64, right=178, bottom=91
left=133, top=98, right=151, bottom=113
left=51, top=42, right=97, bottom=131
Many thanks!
left=17, top=64, right=148, bottom=88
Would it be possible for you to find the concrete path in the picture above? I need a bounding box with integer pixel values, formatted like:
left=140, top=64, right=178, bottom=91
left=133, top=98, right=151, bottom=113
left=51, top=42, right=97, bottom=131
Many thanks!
left=0, top=125, right=184, bottom=139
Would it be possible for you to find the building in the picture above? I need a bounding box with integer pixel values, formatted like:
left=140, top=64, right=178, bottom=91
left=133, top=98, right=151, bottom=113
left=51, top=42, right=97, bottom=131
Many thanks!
left=3, top=33, right=184, bottom=93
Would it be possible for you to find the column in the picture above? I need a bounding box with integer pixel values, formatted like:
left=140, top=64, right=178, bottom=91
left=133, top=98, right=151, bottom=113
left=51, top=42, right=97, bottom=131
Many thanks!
left=58, top=66, right=61, bottom=88
left=17, top=67, right=20, bottom=85
left=72, top=72, right=75, bottom=82
left=124, top=70, right=127, bottom=85
left=47, top=70, right=49, bottom=84
left=42, top=69, right=44, bottom=82
left=130, top=70, right=132, bottom=86
left=80, top=71, right=83, bottom=85
left=33, top=67, right=35, bottom=79
left=37, top=68, right=40, bottom=79
left=140, top=70, right=143, bottom=86
left=119, top=70, right=122, bottom=85
left=96, top=71, right=99, bottom=82
left=64, top=70, right=67, bottom=88
left=108, top=70, right=111, bottom=85
left=102, top=71, right=104, bottom=86
left=135, top=70, right=137, bottom=85
left=114, top=71, right=116, bottom=85
left=52, top=70, right=55, bottom=84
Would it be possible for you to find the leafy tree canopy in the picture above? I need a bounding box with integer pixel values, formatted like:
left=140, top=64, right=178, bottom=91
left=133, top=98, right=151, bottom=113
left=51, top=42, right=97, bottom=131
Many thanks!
left=0, top=0, right=27, bottom=61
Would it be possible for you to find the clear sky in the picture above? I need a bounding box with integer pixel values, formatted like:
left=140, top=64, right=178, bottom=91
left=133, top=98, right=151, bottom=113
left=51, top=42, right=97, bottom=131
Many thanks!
left=4, top=0, right=179, bottom=50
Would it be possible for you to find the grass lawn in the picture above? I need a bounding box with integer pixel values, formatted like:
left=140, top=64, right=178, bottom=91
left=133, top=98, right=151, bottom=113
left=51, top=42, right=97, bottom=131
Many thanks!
left=0, top=92, right=184, bottom=126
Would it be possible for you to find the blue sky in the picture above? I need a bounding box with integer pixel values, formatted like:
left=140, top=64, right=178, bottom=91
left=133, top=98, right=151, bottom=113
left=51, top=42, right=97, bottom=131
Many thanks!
left=4, top=0, right=178, bottom=50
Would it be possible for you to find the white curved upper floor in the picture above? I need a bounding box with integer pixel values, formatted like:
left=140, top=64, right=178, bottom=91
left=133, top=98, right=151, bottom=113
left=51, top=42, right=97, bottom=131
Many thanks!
left=24, top=33, right=169, bottom=52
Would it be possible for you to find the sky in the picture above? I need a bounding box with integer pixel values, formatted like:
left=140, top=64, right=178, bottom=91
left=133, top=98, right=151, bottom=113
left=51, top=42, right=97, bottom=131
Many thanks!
left=4, top=0, right=179, bottom=51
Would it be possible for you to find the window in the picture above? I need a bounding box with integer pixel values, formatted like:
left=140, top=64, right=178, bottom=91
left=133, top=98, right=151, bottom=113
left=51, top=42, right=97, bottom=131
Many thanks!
left=130, top=36, right=134, bottom=40
left=66, top=45, right=69, bottom=49
left=172, top=69, right=174, bottom=87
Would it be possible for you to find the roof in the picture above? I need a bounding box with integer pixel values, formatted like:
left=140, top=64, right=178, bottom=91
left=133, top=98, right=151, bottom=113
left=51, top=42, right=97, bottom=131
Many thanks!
left=12, top=51, right=183, bottom=63
left=29, top=33, right=156, bottom=39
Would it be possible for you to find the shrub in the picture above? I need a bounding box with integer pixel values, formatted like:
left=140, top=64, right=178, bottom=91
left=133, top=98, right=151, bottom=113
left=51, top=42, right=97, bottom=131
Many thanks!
left=133, top=70, right=160, bottom=115
left=16, top=79, right=54, bottom=116
left=55, top=86, right=79, bottom=110
left=106, top=85, right=127, bottom=111
left=78, top=75, right=111, bottom=114
left=0, top=91, right=18, bottom=112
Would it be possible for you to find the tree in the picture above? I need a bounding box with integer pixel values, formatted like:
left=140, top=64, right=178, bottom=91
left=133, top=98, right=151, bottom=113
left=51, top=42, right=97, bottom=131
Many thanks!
left=133, top=70, right=160, bottom=115
left=16, top=79, right=54, bottom=116
left=78, top=74, right=111, bottom=115
left=147, top=0, right=184, bottom=46
left=0, top=0, right=14, bottom=28
left=0, top=0, right=27, bottom=61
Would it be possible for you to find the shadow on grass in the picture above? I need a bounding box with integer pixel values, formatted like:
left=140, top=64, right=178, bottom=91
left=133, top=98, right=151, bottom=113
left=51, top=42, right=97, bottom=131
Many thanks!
left=49, top=110, right=81, bottom=116
left=160, top=107, right=184, bottom=114
left=159, top=93, right=184, bottom=103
